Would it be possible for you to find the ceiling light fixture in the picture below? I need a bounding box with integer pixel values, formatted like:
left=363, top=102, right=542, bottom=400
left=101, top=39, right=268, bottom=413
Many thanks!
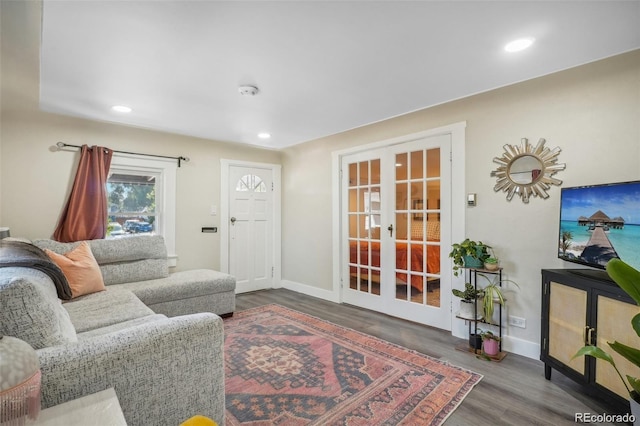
left=504, top=37, right=535, bottom=53
left=111, top=105, right=132, bottom=113
left=257, top=133, right=271, bottom=139
left=238, top=85, right=259, bottom=96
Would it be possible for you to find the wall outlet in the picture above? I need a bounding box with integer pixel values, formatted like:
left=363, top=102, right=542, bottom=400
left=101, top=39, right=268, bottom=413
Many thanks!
left=509, top=316, right=526, bottom=328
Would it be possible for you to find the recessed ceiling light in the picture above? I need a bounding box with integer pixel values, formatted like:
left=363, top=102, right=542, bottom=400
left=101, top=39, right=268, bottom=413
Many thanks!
left=111, top=105, right=132, bottom=113
left=504, top=37, right=535, bottom=53
left=258, top=133, right=271, bottom=139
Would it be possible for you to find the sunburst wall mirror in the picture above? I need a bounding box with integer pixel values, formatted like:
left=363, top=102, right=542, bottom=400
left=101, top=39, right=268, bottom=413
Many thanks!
left=492, top=138, right=566, bottom=203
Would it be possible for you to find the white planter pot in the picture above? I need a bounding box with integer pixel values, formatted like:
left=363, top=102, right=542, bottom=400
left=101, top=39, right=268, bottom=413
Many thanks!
left=458, top=300, right=478, bottom=320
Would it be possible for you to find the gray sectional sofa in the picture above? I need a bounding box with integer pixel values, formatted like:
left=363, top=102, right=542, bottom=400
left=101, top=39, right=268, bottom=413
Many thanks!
left=0, top=235, right=235, bottom=426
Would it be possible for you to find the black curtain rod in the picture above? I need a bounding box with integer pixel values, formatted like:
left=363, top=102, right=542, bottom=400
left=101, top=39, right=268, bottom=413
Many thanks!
left=56, top=142, right=190, bottom=167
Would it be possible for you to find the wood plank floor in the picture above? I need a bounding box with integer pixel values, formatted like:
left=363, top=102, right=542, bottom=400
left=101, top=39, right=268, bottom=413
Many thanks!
left=236, top=289, right=622, bottom=426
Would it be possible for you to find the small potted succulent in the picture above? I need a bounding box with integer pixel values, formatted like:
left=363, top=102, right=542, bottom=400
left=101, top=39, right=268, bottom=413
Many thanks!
left=449, top=239, right=491, bottom=276
left=483, top=257, right=499, bottom=271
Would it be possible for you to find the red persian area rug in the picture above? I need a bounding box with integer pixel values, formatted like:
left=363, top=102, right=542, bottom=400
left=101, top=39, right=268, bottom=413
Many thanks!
left=224, top=304, right=482, bottom=425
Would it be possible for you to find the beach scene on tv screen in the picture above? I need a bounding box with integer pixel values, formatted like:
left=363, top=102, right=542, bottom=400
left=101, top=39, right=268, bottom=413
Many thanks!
left=559, top=182, right=640, bottom=270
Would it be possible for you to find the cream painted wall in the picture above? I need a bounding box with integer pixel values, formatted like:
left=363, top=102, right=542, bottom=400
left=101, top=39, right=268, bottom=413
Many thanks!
left=0, top=1, right=281, bottom=272
left=282, top=50, right=640, bottom=352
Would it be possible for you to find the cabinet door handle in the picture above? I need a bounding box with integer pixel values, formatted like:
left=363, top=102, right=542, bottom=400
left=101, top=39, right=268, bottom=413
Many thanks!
left=588, top=327, right=596, bottom=346
left=583, top=326, right=590, bottom=345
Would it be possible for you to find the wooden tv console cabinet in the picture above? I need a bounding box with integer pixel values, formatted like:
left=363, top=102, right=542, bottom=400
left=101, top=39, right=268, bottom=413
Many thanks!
left=541, top=269, right=640, bottom=413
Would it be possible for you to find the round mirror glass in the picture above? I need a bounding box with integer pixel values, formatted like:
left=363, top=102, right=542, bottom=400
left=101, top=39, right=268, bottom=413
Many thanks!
left=508, top=155, right=543, bottom=184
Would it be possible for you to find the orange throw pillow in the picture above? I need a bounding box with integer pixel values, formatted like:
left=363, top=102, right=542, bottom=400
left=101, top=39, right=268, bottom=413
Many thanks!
left=45, top=241, right=105, bottom=298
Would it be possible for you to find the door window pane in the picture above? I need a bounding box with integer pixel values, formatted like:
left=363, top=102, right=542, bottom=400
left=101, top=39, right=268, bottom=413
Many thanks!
left=426, top=148, right=441, bottom=178
left=410, top=150, right=423, bottom=179
left=395, top=153, right=407, bottom=180
left=348, top=163, right=358, bottom=187
left=396, top=183, right=408, bottom=210
left=359, top=161, right=369, bottom=184
left=236, top=174, right=266, bottom=192
left=371, top=159, right=381, bottom=185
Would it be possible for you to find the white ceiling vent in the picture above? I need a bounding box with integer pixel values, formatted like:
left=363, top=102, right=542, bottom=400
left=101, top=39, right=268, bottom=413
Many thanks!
left=238, top=85, right=259, bottom=96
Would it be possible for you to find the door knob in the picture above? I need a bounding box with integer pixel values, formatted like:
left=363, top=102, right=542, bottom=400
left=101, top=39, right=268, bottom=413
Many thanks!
left=230, top=217, right=236, bottom=225
left=387, top=224, right=393, bottom=237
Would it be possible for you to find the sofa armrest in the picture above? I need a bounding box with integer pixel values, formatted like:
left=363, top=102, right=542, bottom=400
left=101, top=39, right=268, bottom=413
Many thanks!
left=36, top=313, right=225, bottom=426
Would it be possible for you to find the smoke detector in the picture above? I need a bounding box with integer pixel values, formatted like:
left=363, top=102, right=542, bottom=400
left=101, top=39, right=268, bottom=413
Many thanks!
left=238, top=85, right=259, bottom=96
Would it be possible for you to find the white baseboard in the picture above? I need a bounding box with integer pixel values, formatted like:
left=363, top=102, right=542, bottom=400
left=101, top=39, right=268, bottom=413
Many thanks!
left=280, top=279, right=340, bottom=303
left=502, top=335, right=540, bottom=360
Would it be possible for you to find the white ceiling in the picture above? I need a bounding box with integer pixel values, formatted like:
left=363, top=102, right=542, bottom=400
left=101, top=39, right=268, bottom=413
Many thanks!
left=40, top=1, right=640, bottom=149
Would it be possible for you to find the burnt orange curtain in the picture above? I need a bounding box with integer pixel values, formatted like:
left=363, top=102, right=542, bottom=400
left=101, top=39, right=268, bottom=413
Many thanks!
left=53, top=145, right=113, bottom=242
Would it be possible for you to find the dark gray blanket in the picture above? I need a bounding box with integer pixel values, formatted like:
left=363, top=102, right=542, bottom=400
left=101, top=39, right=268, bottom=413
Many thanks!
left=0, top=239, right=72, bottom=300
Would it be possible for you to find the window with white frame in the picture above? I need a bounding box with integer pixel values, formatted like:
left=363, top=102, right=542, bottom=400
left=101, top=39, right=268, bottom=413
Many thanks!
left=105, top=154, right=177, bottom=264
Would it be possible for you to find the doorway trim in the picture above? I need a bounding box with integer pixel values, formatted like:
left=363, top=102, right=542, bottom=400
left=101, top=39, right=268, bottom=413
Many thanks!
left=331, top=122, right=466, bottom=323
left=220, top=159, right=282, bottom=288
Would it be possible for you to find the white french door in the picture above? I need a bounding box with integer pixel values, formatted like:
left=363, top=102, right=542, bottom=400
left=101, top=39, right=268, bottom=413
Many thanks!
left=341, top=134, right=451, bottom=330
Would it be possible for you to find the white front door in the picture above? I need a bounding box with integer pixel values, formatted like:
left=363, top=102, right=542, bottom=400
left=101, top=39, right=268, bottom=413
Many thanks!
left=341, top=134, right=452, bottom=330
left=228, top=165, right=274, bottom=293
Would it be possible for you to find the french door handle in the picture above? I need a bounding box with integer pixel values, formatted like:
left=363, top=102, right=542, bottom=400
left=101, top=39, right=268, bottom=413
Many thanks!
left=387, top=224, right=393, bottom=237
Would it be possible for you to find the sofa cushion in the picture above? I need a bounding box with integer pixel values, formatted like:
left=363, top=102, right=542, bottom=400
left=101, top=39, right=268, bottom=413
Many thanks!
left=44, top=241, right=105, bottom=298
left=98, top=258, right=168, bottom=286
left=87, top=235, right=167, bottom=263
left=113, top=269, right=235, bottom=305
left=33, top=236, right=169, bottom=285
left=77, top=314, right=168, bottom=339
left=64, top=288, right=156, bottom=333
left=0, top=267, right=78, bottom=349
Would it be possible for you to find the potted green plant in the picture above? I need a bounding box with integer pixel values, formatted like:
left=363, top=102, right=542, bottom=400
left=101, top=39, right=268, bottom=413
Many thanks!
left=478, top=274, right=520, bottom=322
left=572, top=259, right=640, bottom=420
left=479, top=329, right=501, bottom=356
left=449, top=239, right=491, bottom=276
left=452, top=282, right=483, bottom=320
left=483, top=257, right=499, bottom=271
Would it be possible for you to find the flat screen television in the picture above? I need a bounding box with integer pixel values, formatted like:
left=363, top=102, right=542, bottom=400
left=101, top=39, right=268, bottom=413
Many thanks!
left=558, top=180, right=640, bottom=271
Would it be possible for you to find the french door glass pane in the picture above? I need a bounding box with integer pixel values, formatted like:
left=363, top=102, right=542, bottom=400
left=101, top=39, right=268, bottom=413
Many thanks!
left=347, top=158, right=381, bottom=296
left=396, top=183, right=407, bottom=210
left=395, top=153, right=408, bottom=180
left=426, top=148, right=441, bottom=178
left=395, top=147, right=441, bottom=307
left=371, top=159, right=381, bottom=185
left=410, top=150, right=423, bottom=179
